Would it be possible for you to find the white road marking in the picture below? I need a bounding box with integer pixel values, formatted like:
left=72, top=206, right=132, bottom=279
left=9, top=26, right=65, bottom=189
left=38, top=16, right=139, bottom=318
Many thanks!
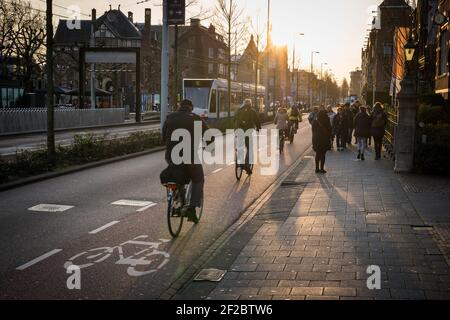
left=16, top=249, right=62, bottom=271
left=89, top=221, right=120, bottom=234
left=112, top=200, right=154, bottom=207
left=28, top=204, right=74, bottom=213
left=136, top=203, right=157, bottom=212
left=212, top=168, right=223, bottom=174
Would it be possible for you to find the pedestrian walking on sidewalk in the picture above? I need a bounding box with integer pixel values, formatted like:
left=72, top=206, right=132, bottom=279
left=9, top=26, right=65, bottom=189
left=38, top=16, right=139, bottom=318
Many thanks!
left=312, top=110, right=332, bottom=173
left=343, top=103, right=354, bottom=146
left=327, top=105, right=337, bottom=149
left=353, top=106, right=372, bottom=161
left=332, top=106, right=349, bottom=151
left=308, top=106, right=319, bottom=125
left=370, top=102, right=387, bottom=160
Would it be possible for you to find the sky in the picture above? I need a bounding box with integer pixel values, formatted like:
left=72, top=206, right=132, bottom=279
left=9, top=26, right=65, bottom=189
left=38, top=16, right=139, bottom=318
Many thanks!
left=30, top=0, right=383, bottom=84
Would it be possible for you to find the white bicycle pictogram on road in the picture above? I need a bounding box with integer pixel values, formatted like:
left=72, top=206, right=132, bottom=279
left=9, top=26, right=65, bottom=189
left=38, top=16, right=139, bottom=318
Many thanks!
left=64, top=236, right=170, bottom=277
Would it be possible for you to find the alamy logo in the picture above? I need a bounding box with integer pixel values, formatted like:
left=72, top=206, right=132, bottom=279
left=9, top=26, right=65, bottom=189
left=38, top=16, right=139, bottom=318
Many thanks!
left=366, top=265, right=381, bottom=290
left=66, top=264, right=81, bottom=290
left=66, top=6, right=82, bottom=30
left=169, top=123, right=280, bottom=176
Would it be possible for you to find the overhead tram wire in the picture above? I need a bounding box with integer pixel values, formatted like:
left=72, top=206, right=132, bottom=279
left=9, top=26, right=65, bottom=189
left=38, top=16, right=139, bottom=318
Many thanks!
left=38, top=0, right=91, bottom=17
left=5, top=0, right=69, bottom=18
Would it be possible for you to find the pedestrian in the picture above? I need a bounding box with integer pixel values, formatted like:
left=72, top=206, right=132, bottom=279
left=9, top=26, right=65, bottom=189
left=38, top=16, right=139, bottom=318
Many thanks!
left=327, top=105, right=337, bottom=149
left=343, top=103, right=354, bottom=146
left=332, top=106, right=349, bottom=151
left=312, top=110, right=332, bottom=173
left=353, top=106, right=372, bottom=161
left=370, top=102, right=387, bottom=160
left=308, top=106, right=319, bottom=125
left=351, top=101, right=361, bottom=144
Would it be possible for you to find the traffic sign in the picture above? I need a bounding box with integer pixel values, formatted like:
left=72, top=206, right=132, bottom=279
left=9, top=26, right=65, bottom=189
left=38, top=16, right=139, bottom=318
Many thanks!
left=167, top=0, right=185, bottom=25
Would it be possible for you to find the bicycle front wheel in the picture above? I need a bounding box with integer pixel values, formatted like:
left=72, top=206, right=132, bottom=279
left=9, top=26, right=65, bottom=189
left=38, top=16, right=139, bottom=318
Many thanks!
left=167, top=188, right=184, bottom=238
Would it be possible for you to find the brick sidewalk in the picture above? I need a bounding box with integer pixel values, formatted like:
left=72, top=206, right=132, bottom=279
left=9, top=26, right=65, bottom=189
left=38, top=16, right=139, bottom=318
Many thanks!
left=176, top=146, right=450, bottom=300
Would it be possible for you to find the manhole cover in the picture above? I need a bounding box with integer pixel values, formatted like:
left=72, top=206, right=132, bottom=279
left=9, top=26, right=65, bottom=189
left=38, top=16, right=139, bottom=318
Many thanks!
left=194, top=269, right=227, bottom=282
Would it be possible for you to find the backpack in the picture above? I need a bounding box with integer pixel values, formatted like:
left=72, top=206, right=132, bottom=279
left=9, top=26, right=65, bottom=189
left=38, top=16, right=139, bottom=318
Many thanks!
left=372, top=114, right=385, bottom=128
left=290, top=107, right=299, bottom=117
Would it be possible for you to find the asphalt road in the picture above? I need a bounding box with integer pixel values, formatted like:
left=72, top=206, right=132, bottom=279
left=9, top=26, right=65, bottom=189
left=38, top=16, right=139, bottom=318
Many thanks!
left=0, top=120, right=313, bottom=299
left=0, top=123, right=160, bottom=156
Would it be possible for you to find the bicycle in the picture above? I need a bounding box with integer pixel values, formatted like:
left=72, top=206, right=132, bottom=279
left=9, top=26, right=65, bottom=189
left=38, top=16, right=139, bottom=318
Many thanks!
left=234, top=135, right=254, bottom=181
left=64, top=236, right=170, bottom=277
left=288, top=121, right=296, bottom=144
left=165, top=182, right=204, bottom=238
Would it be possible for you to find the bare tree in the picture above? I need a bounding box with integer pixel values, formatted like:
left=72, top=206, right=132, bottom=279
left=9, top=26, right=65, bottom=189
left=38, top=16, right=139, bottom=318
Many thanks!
left=213, top=0, right=248, bottom=116
left=0, top=0, right=46, bottom=92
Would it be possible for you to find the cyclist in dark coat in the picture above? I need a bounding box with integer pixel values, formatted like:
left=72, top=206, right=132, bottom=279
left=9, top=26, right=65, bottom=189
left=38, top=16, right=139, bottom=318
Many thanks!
left=163, top=99, right=210, bottom=222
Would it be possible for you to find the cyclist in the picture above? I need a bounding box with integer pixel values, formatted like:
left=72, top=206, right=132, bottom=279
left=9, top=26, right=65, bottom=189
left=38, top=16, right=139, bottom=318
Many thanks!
left=288, top=104, right=302, bottom=134
left=162, top=99, right=210, bottom=224
left=274, top=104, right=289, bottom=152
left=234, top=99, right=261, bottom=174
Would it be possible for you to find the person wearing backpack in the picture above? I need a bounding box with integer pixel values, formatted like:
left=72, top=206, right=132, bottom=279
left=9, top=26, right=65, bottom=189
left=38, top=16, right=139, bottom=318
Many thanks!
left=370, top=102, right=387, bottom=160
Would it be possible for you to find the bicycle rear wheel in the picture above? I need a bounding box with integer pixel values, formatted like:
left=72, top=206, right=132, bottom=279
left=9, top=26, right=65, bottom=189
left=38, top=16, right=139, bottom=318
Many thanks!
left=167, top=188, right=184, bottom=238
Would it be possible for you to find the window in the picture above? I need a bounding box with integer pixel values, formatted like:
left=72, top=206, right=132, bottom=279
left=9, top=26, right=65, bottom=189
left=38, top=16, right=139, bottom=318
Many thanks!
left=218, top=48, right=225, bottom=59
left=187, top=49, right=195, bottom=57
left=208, top=63, right=214, bottom=74
left=218, top=64, right=225, bottom=75
left=439, top=30, right=449, bottom=76
left=209, top=48, right=215, bottom=59
left=383, top=44, right=393, bottom=56
left=210, top=90, right=217, bottom=114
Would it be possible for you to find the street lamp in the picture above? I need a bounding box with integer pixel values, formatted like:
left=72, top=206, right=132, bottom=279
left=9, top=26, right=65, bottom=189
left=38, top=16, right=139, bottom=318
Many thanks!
left=310, top=51, right=319, bottom=109
left=404, top=37, right=416, bottom=62
left=293, top=33, right=305, bottom=103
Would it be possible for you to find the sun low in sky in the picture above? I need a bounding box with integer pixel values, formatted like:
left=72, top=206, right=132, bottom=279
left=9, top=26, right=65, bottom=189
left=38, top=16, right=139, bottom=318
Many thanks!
left=30, top=0, right=382, bottom=83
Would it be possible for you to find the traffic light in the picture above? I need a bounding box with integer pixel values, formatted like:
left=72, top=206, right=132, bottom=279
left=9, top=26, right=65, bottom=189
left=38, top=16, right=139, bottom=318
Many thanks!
left=167, top=0, right=186, bottom=25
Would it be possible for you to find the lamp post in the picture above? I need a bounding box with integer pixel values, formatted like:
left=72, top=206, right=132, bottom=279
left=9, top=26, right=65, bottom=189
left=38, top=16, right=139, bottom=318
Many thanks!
left=309, top=51, right=319, bottom=110
left=320, top=62, right=327, bottom=104
left=292, top=33, right=304, bottom=104
left=394, top=37, right=417, bottom=173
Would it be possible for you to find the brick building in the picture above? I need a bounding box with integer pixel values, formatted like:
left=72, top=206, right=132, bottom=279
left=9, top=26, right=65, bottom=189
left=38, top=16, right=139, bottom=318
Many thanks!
left=435, top=0, right=450, bottom=99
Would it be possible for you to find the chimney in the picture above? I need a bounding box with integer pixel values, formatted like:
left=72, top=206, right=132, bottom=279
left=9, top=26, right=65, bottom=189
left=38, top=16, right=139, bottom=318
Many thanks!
left=190, top=18, right=200, bottom=27
left=208, top=24, right=215, bottom=34
left=145, top=8, right=151, bottom=39
left=145, top=8, right=151, bottom=29
left=128, top=11, right=133, bottom=23
left=91, top=8, right=96, bottom=21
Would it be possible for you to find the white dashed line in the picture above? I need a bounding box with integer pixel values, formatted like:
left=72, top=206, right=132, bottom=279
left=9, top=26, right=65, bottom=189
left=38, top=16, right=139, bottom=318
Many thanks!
left=16, top=249, right=62, bottom=271
left=111, top=200, right=154, bottom=207
left=212, top=168, right=223, bottom=174
left=136, top=203, right=157, bottom=212
left=89, top=221, right=120, bottom=234
left=28, top=204, right=74, bottom=213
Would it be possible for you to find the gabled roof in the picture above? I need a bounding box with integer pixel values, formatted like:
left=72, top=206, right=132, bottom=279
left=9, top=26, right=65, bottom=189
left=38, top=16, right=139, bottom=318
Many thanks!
left=95, top=10, right=141, bottom=39
left=379, top=0, right=410, bottom=8
left=54, top=20, right=92, bottom=45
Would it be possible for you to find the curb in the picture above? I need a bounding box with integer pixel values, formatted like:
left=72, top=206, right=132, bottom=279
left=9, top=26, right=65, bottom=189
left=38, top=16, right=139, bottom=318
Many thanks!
left=0, top=146, right=166, bottom=192
left=159, top=146, right=313, bottom=300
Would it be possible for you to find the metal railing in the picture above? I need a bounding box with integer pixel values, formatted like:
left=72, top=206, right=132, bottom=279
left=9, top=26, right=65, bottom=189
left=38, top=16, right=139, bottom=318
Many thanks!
left=384, top=104, right=398, bottom=160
